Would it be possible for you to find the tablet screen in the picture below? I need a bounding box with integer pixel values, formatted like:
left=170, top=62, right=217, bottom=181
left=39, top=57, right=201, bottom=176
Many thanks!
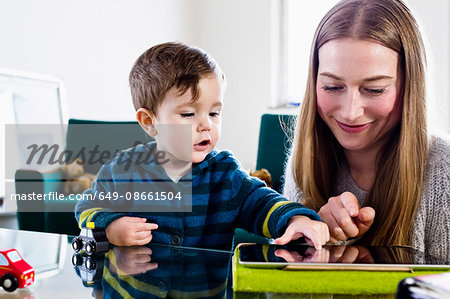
left=238, top=244, right=450, bottom=271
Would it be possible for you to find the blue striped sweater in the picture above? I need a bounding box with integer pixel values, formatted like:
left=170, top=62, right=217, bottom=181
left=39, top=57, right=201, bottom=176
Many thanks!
left=75, top=142, right=320, bottom=250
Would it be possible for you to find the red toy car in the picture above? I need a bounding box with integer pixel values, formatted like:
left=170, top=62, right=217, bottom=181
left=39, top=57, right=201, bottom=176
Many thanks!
left=0, top=249, right=34, bottom=292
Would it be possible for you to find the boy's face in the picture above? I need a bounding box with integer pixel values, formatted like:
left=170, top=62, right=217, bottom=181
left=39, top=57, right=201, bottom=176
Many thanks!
left=151, top=75, right=224, bottom=164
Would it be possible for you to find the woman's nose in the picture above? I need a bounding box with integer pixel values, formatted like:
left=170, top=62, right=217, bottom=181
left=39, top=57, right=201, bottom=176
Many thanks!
left=340, top=89, right=364, bottom=122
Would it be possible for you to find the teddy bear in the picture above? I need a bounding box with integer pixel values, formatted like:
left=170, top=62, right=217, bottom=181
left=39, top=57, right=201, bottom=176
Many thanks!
left=61, top=159, right=97, bottom=195
left=249, top=168, right=273, bottom=188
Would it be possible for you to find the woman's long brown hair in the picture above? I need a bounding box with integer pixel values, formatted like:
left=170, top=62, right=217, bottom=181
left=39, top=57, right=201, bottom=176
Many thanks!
left=292, top=0, right=428, bottom=246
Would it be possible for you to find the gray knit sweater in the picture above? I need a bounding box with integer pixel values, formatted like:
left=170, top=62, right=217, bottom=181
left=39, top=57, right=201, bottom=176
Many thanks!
left=283, top=136, right=450, bottom=262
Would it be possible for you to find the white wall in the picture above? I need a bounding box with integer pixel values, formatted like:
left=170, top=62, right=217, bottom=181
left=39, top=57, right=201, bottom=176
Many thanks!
left=0, top=0, right=448, bottom=170
left=0, top=0, right=194, bottom=121
left=0, top=0, right=275, bottom=169
left=187, top=0, right=274, bottom=169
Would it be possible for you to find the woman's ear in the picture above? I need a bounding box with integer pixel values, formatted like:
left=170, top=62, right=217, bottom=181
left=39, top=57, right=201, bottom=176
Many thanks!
left=136, top=108, right=158, bottom=136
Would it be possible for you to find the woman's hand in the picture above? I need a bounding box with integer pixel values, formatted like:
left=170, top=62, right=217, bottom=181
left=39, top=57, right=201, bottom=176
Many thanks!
left=274, top=245, right=374, bottom=264
left=275, top=246, right=330, bottom=263
left=318, top=192, right=375, bottom=243
left=328, top=245, right=374, bottom=264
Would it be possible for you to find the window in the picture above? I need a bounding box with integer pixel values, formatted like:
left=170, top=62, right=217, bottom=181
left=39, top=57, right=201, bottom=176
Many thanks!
left=7, top=250, right=22, bottom=263
left=1, top=69, right=68, bottom=212
left=0, top=253, right=8, bottom=266
left=274, top=0, right=338, bottom=107
left=286, top=0, right=338, bottom=105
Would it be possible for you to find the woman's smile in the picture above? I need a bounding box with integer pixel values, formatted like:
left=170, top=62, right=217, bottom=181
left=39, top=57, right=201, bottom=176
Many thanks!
left=336, top=120, right=372, bottom=134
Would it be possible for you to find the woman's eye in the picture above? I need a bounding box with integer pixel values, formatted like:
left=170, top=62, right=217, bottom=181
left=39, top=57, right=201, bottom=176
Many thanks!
left=180, top=113, right=195, bottom=118
left=365, top=88, right=386, bottom=95
left=209, top=112, right=220, bottom=117
left=323, top=85, right=343, bottom=93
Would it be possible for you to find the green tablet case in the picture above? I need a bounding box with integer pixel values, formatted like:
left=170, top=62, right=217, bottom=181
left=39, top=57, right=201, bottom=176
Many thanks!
left=232, top=246, right=449, bottom=295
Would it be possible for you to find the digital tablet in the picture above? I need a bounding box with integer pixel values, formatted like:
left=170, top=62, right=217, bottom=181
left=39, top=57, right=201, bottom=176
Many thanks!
left=238, top=243, right=450, bottom=271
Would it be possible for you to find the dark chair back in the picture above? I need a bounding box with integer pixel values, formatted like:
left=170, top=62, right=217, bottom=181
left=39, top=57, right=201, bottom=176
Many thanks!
left=66, top=119, right=152, bottom=174
left=16, top=119, right=152, bottom=235
left=256, top=114, right=296, bottom=192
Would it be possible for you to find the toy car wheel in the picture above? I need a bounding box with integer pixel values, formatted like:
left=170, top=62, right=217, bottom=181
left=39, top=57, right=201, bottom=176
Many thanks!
left=85, top=257, right=96, bottom=270
left=85, top=241, right=96, bottom=255
left=72, top=254, right=83, bottom=266
left=72, top=237, right=83, bottom=252
left=1, top=274, right=18, bottom=292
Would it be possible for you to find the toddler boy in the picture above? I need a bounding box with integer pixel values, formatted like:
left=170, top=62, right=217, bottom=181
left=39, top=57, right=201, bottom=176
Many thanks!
left=75, top=42, right=329, bottom=250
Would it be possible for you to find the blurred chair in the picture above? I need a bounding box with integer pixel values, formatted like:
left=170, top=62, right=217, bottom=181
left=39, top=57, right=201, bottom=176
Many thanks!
left=256, top=113, right=296, bottom=193
left=15, top=119, right=151, bottom=235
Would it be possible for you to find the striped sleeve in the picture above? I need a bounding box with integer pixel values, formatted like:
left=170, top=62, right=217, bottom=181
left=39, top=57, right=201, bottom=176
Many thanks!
left=234, top=169, right=321, bottom=239
left=74, top=163, right=126, bottom=229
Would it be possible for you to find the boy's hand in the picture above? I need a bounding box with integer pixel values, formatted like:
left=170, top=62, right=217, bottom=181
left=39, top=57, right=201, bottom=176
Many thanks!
left=274, top=215, right=330, bottom=250
left=112, top=246, right=158, bottom=275
left=106, top=216, right=158, bottom=246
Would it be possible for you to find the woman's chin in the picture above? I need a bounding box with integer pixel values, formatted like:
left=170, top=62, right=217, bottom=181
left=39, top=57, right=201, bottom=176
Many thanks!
left=337, top=140, right=368, bottom=152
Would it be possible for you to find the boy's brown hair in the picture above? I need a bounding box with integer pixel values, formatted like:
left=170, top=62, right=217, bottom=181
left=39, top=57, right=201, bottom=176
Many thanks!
left=129, top=42, right=222, bottom=113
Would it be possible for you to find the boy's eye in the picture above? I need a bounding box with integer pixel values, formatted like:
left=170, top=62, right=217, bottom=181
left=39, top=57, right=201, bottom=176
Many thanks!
left=180, top=113, right=195, bottom=118
left=209, top=111, right=221, bottom=117
left=364, top=88, right=386, bottom=95
left=323, top=85, right=343, bottom=93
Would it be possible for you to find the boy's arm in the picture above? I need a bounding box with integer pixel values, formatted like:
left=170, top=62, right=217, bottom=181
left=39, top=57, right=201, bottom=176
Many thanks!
left=235, top=172, right=321, bottom=239
left=75, top=188, right=127, bottom=229
left=74, top=163, right=126, bottom=229
left=74, top=162, right=158, bottom=246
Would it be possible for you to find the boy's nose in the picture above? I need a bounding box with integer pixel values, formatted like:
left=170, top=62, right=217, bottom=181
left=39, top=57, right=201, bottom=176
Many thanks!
left=197, top=115, right=212, bottom=132
left=340, top=89, right=364, bottom=122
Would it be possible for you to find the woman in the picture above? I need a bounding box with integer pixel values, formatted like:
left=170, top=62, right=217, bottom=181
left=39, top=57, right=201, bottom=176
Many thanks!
left=283, top=0, right=449, bottom=261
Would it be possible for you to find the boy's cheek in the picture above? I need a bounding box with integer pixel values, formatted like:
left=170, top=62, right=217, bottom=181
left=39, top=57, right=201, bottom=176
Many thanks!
left=192, top=152, right=208, bottom=163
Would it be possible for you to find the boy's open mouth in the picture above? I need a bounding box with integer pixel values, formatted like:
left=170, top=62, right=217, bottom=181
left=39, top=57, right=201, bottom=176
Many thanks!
left=194, top=139, right=211, bottom=150
left=196, top=140, right=210, bottom=146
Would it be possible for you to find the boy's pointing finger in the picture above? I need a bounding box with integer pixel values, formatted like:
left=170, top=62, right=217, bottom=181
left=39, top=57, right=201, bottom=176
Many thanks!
left=274, top=225, right=298, bottom=245
left=147, top=223, right=158, bottom=230
left=124, top=216, right=148, bottom=223
left=136, top=222, right=158, bottom=231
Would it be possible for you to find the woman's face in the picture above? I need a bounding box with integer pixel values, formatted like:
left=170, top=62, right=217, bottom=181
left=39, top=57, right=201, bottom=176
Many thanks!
left=316, top=38, right=403, bottom=154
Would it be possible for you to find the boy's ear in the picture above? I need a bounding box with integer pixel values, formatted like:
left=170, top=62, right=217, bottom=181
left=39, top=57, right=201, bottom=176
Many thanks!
left=136, top=108, right=158, bottom=136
